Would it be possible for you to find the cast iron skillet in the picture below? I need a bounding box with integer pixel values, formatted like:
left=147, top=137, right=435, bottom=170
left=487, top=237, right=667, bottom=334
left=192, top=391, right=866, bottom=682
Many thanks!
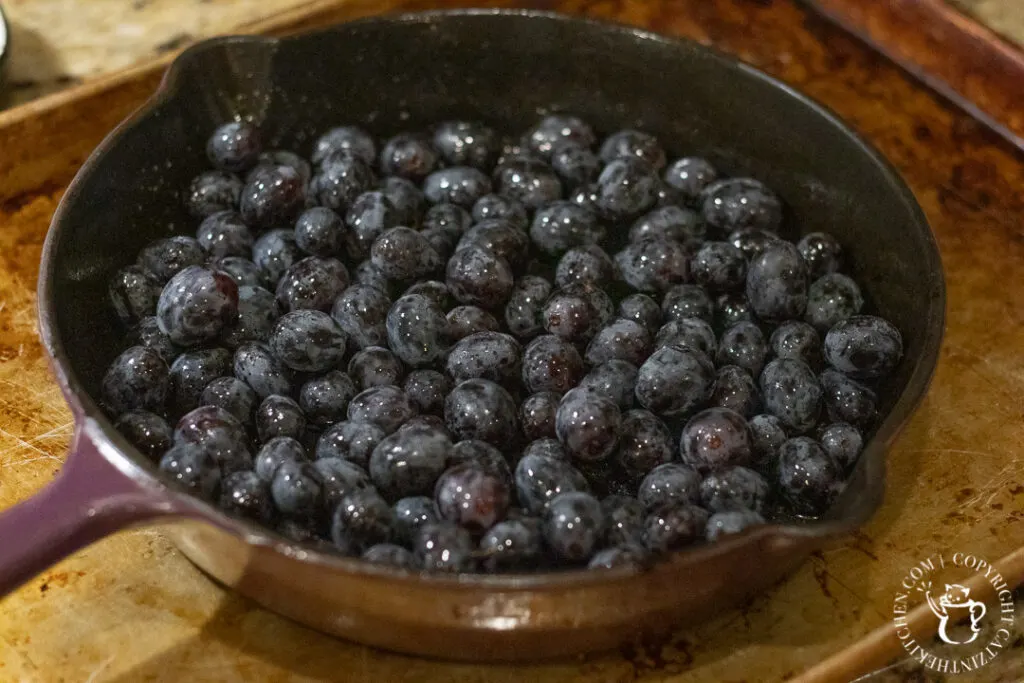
left=2, top=9, right=944, bottom=661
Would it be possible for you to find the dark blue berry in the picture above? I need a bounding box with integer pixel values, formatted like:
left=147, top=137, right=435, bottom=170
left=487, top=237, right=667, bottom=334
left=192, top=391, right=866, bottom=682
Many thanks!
left=616, top=409, right=674, bottom=477
left=555, top=387, right=622, bottom=463
left=769, top=321, right=822, bottom=368
left=134, top=316, right=180, bottom=363
left=433, top=120, right=498, bottom=168
left=600, top=129, right=667, bottom=170
left=760, top=358, right=823, bottom=432
left=138, top=236, right=205, bottom=283
left=256, top=394, right=306, bottom=442
left=777, top=437, right=842, bottom=516
left=213, top=257, right=265, bottom=290
left=313, top=457, right=371, bottom=509
left=276, top=256, right=349, bottom=313
left=629, top=205, right=704, bottom=244
left=403, top=280, right=453, bottom=310
left=382, top=177, right=425, bottom=227
left=634, top=345, right=715, bottom=417
left=643, top=503, right=708, bottom=553
left=619, top=293, right=662, bottom=333
left=596, top=158, right=659, bottom=221
left=529, top=201, right=602, bottom=255
left=701, top=178, right=782, bottom=233
left=521, top=334, right=584, bottom=394
left=551, top=143, right=601, bottom=188
left=316, top=420, right=385, bottom=468
left=541, top=283, right=613, bottom=343
left=370, top=227, right=443, bottom=281
left=710, top=365, right=762, bottom=418
left=579, top=360, right=638, bottom=411
left=435, top=462, right=511, bottom=532
left=330, top=284, right=391, bottom=350
left=522, top=438, right=566, bottom=462
left=156, top=266, right=238, bottom=347
left=233, top=341, right=293, bottom=399
left=160, top=443, right=221, bottom=499
left=101, top=345, right=169, bottom=414
left=202, top=376, right=257, bottom=425
left=501, top=276, right=550, bottom=340
left=414, top=522, right=474, bottom=572
left=114, top=410, right=172, bottom=459
left=299, top=370, right=357, bottom=427
left=806, top=273, right=864, bottom=332
left=544, top=491, right=604, bottom=563
left=270, top=461, right=323, bottom=520
left=446, top=331, right=522, bottom=385
left=109, top=266, right=162, bottom=323
left=219, top=470, right=273, bottom=522
left=423, top=202, right=472, bottom=239
left=493, top=157, right=563, bottom=209
left=525, top=115, right=596, bottom=158
left=520, top=393, right=560, bottom=441
left=680, top=407, right=753, bottom=473
left=252, top=150, right=312, bottom=187
left=514, top=452, right=589, bottom=514
left=748, top=413, right=787, bottom=468
left=294, top=207, right=345, bottom=257
left=380, top=132, right=437, bottom=180
left=362, top=543, right=417, bottom=569
left=385, top=293, right=450, bottom=367
left=174, top=405, right=250, bottom=474
left=819, top=368, right=877, bottom=428
left=347, top=385, right=416, bottom=435
left=472, top=194, right=528, bottom=230
left=715, top=292, right=755, bottom=332
left=729, top=228, right=780, bottom=261
left=637, top=463, right=701, bottom=510
left=402, top=369, right=452, bottom=416
left=663, top=157, right=718, bottom=201
left=207, top=121, right=261, bottom=173
left=392, top=495, right=439, bottom=545
left=241, top=164, right=306, bottom=229
left=717, top=321, right=768, bottom=377
left=823, top=315, right=902, bottom=380
left=691, top=241, right=747, bottom=292
left=818, top=422, right=863, bottom=471
left=188, top=171, right=242, bottom=218
left=196, top=211, right=253, bottom=258
left=615, top=238, right=690, bottom=293
left=706, top=510, right=765, bottom=542
left=445, top=245, right=514, bottom=310
left=331, top=488, right=394, bottom=554
left=312, top=126, right=376, bottom=166
left=268, top=310, right=346, bottom=373
left=443, top=306, right=496, bottom=342
left=252, top=229, right=303, bottom=284
left=700, top=466, right=769, bottom=513
left=444, top=379, right=518, bottom=447
left=457, top=219, right=530, bottom=269
left=341, top=191, right=398, bottom=260
left=555, top=245, right=616, bottom=288
left=348, top=346, right=404, bottom=390
left=479, top=518, right=544, bottom=572
left=588, top=544, right=649, bottom=570
left=168, top=347, right=232, bottom=415
left=796, top=231, right=843, bottom=279
left=423, top=166, right=493, bottom=208
left=315, top=153, right=375, bottom=212
left=447, top=440, right=512, bottom=485
left=603, top=495, right=646, bottom=547
left=745, top=241, right=808, bottom=322
left=585, top=319, right=651, bottom=367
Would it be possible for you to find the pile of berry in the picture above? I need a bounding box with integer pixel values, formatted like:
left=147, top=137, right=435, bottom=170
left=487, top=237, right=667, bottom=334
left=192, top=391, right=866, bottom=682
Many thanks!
left=102, top=116, right=903, bottom=573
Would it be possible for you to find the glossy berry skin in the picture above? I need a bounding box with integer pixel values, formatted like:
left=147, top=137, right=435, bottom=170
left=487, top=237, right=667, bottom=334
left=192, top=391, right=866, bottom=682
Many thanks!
left=700, top=178, right=782, bottom=233
left=256, top=394, right=306, bottom=442
left=138, top=236, right=206, bottom=284
left=660, top=287, right=711, bottom=327
left=710, top=365, right=762, bottom=418
left=525, top=115, right=596, bottom=158
left=168, top=347, right=232, bottom=415
left=433, top=120, right=498, bottom=168
left=588, top=545, right=650, bottom=570
left=214, top=257, right=265, bottom=289
left=729, top=228, right=781, bottom=261
left=315, top=153, right=376, bottom=212
left=414, top=522, right=474, bottom=572
left=479, top=518, right=544, bottom=572
left=268, top=310, right=346, bottom=373
left=331, top=488, right=394, bottom=554
left=505, top=276, right=553, bottom=339
left=700, top=466, right=769, bottom=514
left=404, top=280, right=453, bottom=310
left=382, top=177, right=426, bottom=227
left=680, top=407, right=753, bottom=473
left=521, top=334, right=584, bottom=394
left=806, top=273, right=864, bottom=332
left=330, top=284, right=391, bottom=351
left=663, top=157, right=718, bottom=201
left=555, top=387, right=622, bottom=463
left=619, top=293, right=662, bottom=333
left=637, top=463, right=702, bottom=510
left=446, top=331, right=522, bottom=385
left=819, top=368, right=877, bottom=428
left=380, top=133, right=437, bottom=180
left=600, top=129, right=666, bottom=170
left=196, top=211, right=253, bottom=259
left=555, top=245, right=617, bottom=288
left=423, top=166, right=493, bottom=208
left=370, top=227, right=443, bottom=281
left=551, top=143, right=601, bottom=188
left=312, top=126, right=376, bottom=166
left=392, top=496, right=439, bottom=545
left=643, top=503, right=709, bottom=553
left=343, top=191, right=399, bottom=260
left=445, top=245, right=514, bottom=310
left=251, top=230, right=302, bottom=285
left=715, top=292, right=755, bottom=332
left=579, top=360, right=638, bottom=411
left=348, top=346, right=404, bottom=390
left=520, top=392, right=560, bottom=441
left=171, top=406, right=247, bottom=465
left=347, top=385, right=417, bottom=435
left=299, top=370, right=358, bottom=427
left=233, top=341, right=293, bottom=399
left=369, top=424, right=451, bottom=500
left=252, top=150, right=312, bottom=186
left=241, top=164, right=306, bottom=229
left=797, top=231, right=843, bottom=279
left=446, top=440, right=512, bottom=485
left=221, top=284, right=279, bottom=348
left=514, top=452, right=589, bottom=514
left=745, top=241, right=808, bottom=322
left=769, top=321, right=822, bottom=369
left=603, top=495, right=646, bottom=547
left=156, top=266, right=239, bottom=346
left=277, top=256, right=350, bottom=314
left=521, top=438, right=567, bottom=462
left=748, top=413, right=787, bottom=468
left=402, top=370, right=452, bottom=416
left=585, top=318, right=651, bottom=367
left=109, top=266, right=163, bottom=323
left=706, top=510, right=765, bottom=542
left=134, top=316, right=179, bottom=363
left=362, top=544, right=417, bottom=569
left=777, top=437, right=843, bottom=517
left=114, top=410, right=172, bottom=459
left=717, top=321, right=768, bottom=377
left=207, top=121, right=261, bottom=173
left=823, top=315, right=903, bottom=379
left=760, top=358, right=822, bottom=433
left=615, top=238, right=690, bottom=293
left=544, top=491, right=604, bottom=563
left=629, top=205, right=704, bottom=244
left=316, top=420, right=385, bottom=468
left=595, top=158, right=660, bottom=221
left=444, top=379, right=518, bottom=447
left=385, top=293, right=450, bottom=367
left=187, top=171, right=242, bottom=218
left=493, top=157, right=563, bottom=209
left=457, top=221, right=530, bottom=272
left=311, top=457, right=370, bottom=509
left=294, top=207, right=344, bottom=257
left=529, top=201, right=603, bottom=255
left=691, top=241, right=747, bottom=292
left=423, top=204, right=472, bottom=252
left=219, top=470, right=273, bottom=522
left=159, top=443, right=221, bottom=499
left=818, top=422, right=864, bottom=471
left=634, top=345, right=715, bottom=417
left=472, top=194, right=528, bottom=230
left=434, top=462, right=511, bottom=532
left=101, top=345, right=169, bottom=414
left=270, top=461, right=324, bottom=520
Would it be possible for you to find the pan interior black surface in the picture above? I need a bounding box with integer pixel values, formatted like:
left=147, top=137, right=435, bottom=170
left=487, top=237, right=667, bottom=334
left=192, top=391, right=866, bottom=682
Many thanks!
left=44, top=11, right=943, bottom=528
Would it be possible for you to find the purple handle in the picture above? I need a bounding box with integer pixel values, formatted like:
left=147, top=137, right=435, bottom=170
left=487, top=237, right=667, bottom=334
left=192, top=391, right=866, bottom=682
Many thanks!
left=0, top=421, right=171, bottom=597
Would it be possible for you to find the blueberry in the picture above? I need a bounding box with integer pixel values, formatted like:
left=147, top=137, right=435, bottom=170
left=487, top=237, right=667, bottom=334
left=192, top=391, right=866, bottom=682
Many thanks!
left=541, top=283, right=613, bottom=343
left=252, top=229, right=303, bottom=284
left=435, top=462, right=511, bottom=532
left=343, top=191, right=399, bottom=260
left=493, top=157, right=563, bottom=209
left=211, top=257, right=265, bottom=289
left=447, top=440, right=512, bottom=485
left=423, top=166, right=493, bottom=208
left=352, top=261, right=391, bottom=294
left=294, top=207, right=345, bottom=257
left=819, top=368, right=877, bottom=428
left=748, top=413, right=787, bottom=468
left=444, top=379, right=518, bottom=447
left=619, top=293, right=662, bottom=334
left=188, top=171, right=242, bottom=218
left=433, top=120, right=498, bottom=168
left=550, top=143, right=601, bottom=188
left=138, top=236, right=205, bottom=283
left=663, top=157, right=718, bottom=201
left=599, top=129, right=666, bottom=170
left=513, top=393, right=557, bottom=443
left=109, top=266, right=163, bottom=323
left=680, top=407, right=753, bottom=473
left=717, top=321, right=768, bottom=377
left=299, top=370, right=357, bottom=427
left=634, top=345, right=715, bottom=417
left=314, top=153, right=375, bottom=212
left=643, top=503, right=708, bottom=553
left=555, top=245, right=616, bottom=288
left=710, top=365, right=762, bottom=418
left=529, top=201, right=603, bottom=255
left=637, top=462, right=702, bottom=510
left=316, top=420, right=385, bottom=468
left=472, top=194, right=529, bottom=230
left=201, top=376, right=257, bottom=425
left=381, top=177, right=426, bottom=227
left=331, top=488, right=394, bottom=554
left=615, top=410, right=675, bottom=477
left=114, top=410, right=172, bottom=459
left=457, top=220, right=530, bottom=271
left=207, top=121, right=262, bottom=173
left=312, top=457, right=371, bottom=509
left=395, top=369, right=449, bottom=417
left=233, top=341, right=293, bottom=399
left=824, top=314, right=902, bottom=379
left=502, top=276, right=551, bottom=340
left=380, top=132, right=437, bottom=180
left=101, top=345, right=169, bottom=414
left=348, top=347, right=404, bottom=390
left=691, top=241, right=747, bottom=292
left=715, top=292, right=755, bottom=332
left=746, top=241, right=808, bottom=322
left=241, top=164, right=306, bottom=229
left=347, top=385, right=417, bottom=435
left=276, top=256, right=350, bottom=314
left=525, top=115, right=596, bottom=158
left=330, top=284, right=391, bottom=351
left=760, top=358, right=822, bottom=433
left=445, top=245, right=514, bottom=309
left=219, top=470, right=273, bottom=522
left=478, top=518, right=544, bottom=572
left=585, top=319, right=651, bottom=367
left=729, top=228, right=780, bottom=261
left=256, top=394, right=306, bottom=442
left=629, top=205, right=705, bottom=244
left=134, top=316, right=180, bottom=363
left=601, top=495, right=646, bottom=547
left=268, top=310, right=346, bottom=373
left=445, top=331, right=522, bottom=385
left=521, top=334, right=584, bottom=394
left=403, top=280, right=453, bottom=310
left=173, top=405, right=250, bottom=474
left=572, top=359, right=634, bottom=410
left=514, top=452, right=589, bottom=514
left=194, top=212, right=253, bottom=261
left=595, top=158, right=660, bottom=221
left=555, top=387, right=622, bottom=463
left=159, top=443, right=221, bottom=499
left=701, top=178, right=782, bottom=233
left=569, top=183, right=601, bottom=214
left=769, top=321, right=822, bottom=368
left=544, top=491, right=604, bottom=563
left=369, top=227, right=443, bottom=282
left=818, top=422, right=863, bottom=471
left=270, top=461, right=323, bottom=520
left=521, top=438, right=567, bottom=462
left=615, top=238, right=690, bottom=293
left=168, top=347, right=232, bottom=415
left=392, top=495, right=439, bottom=545
left=414, top=522, right=474, bottom=572
left=362, top=544, right=417, bottom=569
left=699, top=466, right=769, bottom=514
left=440, top=307, right=494, bottom=343
left=251, top=150, right=313, bottom=187
left=705, top=509, right=765, bottom=542
left=385, top=293, right=450, bottom=367
left=777, top=437, right=843, bottom=517
left=423, top=203, right=472, bottom=240
left=806, top=273, right=864, bottom=332
left=312, top=126, right=376, bottom=166
left=797, top=231, right=843, bottom=279
left=589, top=544, right=650, bottom=570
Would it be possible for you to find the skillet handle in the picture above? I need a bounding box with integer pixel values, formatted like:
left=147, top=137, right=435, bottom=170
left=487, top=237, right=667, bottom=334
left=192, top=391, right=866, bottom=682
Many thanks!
left=0, top=421, right=170, bottom=598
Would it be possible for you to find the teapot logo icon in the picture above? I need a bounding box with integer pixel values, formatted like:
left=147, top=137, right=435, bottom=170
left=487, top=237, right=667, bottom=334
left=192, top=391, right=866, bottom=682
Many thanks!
left=925, top=583, right=987, bottom=645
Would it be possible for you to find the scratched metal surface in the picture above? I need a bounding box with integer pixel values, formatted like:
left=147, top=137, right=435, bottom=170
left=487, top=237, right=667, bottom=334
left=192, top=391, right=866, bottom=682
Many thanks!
left=0, top=1, right=1021, bottom=681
